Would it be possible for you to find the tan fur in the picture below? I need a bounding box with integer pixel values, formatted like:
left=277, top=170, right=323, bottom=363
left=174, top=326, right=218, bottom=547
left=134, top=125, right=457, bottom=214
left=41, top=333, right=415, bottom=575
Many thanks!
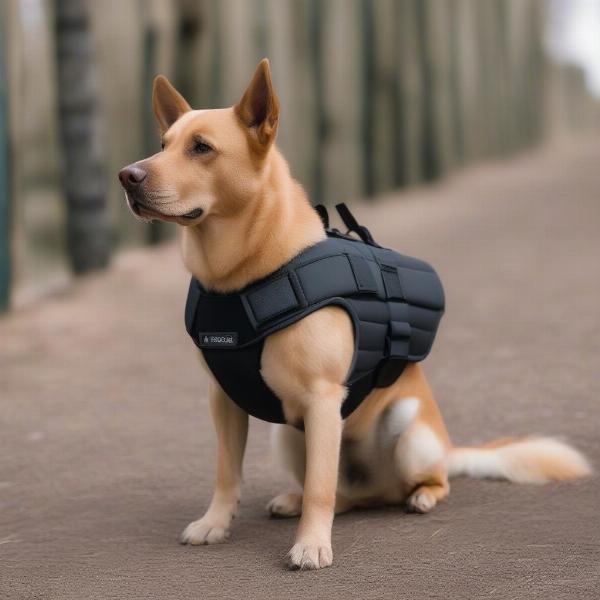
left=119, top=59, right=591, bottom=571
left=180, top=380, right=248, bottom=545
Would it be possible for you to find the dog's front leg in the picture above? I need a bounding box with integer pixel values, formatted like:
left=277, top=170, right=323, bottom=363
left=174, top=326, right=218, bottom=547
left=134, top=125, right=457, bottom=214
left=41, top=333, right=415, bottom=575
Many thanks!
left=181, top=380, right=249, bottom=545
left=287, top=388, right=344, bottom=570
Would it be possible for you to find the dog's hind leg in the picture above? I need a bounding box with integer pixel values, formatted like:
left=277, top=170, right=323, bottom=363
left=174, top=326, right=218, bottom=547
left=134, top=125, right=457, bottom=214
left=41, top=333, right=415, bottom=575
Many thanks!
left=393, top=419, right=450, bottom=514
left=405, top=468, right=449, bottom=514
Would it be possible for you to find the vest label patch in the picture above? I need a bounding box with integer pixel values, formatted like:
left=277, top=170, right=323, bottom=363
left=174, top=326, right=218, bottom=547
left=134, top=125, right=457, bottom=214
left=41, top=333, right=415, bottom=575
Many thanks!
left=198, top=332, right=238, bottom=347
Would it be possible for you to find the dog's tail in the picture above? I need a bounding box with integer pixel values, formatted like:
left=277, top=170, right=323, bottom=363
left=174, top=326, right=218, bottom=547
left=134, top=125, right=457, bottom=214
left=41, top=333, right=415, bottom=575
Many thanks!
left=447, top=437, right=591, bottom=484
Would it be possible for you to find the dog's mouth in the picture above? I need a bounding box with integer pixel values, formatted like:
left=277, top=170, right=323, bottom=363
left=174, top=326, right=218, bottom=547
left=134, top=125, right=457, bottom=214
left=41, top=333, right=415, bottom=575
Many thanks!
left=127, top=195, right=204, bottom=223
left=181, top=207, right=204, bottom=220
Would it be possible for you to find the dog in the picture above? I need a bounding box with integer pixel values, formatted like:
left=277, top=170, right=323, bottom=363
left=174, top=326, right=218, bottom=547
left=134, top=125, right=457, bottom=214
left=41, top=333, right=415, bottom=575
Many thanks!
left=118, top=59, right=591, bottom=570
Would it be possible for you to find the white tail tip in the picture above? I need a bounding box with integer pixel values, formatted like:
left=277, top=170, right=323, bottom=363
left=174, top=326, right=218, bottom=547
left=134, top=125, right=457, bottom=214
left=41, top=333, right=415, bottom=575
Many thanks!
left=448, top=437, right=591, bottom=484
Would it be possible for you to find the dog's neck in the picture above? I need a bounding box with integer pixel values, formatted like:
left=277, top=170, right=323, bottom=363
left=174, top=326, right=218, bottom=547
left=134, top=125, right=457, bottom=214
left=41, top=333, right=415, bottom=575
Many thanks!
left=181, top=149, right=325, bottom=292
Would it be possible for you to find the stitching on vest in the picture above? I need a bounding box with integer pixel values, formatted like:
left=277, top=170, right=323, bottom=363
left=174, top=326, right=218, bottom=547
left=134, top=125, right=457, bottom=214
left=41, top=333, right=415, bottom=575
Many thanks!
left=289, top=269, right=308, bottom=306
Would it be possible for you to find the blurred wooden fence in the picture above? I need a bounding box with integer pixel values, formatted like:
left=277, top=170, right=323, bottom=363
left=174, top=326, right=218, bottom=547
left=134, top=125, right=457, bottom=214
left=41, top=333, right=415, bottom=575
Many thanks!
left=0, top=0, right=10, bottom=310
left=1, top=0, right=599, bottom=310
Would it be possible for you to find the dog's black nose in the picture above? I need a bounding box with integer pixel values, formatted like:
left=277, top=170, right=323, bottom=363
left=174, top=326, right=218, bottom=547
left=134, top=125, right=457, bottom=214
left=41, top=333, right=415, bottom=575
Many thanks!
left=118, top=165, right=147, bottom=191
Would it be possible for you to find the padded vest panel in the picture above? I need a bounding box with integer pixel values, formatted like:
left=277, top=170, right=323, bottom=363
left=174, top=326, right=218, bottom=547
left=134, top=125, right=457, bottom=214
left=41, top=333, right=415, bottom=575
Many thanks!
left=185, top=230, right=445, bottom=424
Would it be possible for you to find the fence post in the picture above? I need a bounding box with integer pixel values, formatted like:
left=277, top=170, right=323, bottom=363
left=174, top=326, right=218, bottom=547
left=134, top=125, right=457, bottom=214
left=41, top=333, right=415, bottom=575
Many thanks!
left=418, top=0, right=455, bottom=181
left=0, top=1, right=11, bottom=311
left=369, top=0, right=399, bottom=195
left=321, top=0, right=365, bottom=205
left=54, top=0, right=110, bottom=273
left=396, top=0, right=424, bottom=186
left=142, top=20, right=171, bottom=244
left=308, top=0, right=325, bottom=204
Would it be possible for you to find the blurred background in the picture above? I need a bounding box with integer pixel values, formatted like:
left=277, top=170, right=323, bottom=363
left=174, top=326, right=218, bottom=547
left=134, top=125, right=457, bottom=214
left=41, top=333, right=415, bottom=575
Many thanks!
left=0, top=0, right=599, bottom=308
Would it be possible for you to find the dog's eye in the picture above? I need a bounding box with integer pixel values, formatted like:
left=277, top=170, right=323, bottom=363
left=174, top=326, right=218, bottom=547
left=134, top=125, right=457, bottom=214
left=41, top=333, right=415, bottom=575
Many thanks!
left=193, top=141, right=213, bottom=155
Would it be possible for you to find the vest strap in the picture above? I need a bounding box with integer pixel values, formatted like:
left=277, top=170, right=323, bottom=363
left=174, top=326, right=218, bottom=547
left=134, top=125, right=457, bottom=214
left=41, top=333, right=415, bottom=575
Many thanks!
left=347, top=254, right=378, bottom=293
left=335, top=203, right=379, bottom=246
left=241, top=252, right=379, bottom=329
left=242, top=273, right=303, bottom=327
left=314, top=204, right=329, bottom=229
left=388, top=321, right=411, bottom=357
left=381, top=264, right=404, bottom=300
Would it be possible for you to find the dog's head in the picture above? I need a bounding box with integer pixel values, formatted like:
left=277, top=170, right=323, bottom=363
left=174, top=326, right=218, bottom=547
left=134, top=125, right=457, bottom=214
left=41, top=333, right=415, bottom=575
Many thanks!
left=118, top=59, right=279, bottom=225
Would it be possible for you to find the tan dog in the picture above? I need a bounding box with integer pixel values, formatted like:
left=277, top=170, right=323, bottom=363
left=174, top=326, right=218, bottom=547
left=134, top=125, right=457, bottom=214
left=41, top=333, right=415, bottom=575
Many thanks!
left=118, top=59, right=591, bottom=570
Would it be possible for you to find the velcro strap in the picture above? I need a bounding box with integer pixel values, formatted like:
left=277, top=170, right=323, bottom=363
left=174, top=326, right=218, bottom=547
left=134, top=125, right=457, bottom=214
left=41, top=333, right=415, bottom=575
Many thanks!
left=388, top=321, right=411, bottom=358
left=242, top=253, right=375, bottom=328
left=243, top=274, right=301, bottom=327
left=347, top=255, right=377, bottom=293
left=242, top=253, right=380, bottom=329
left=381, top=264, right=404, bottom=299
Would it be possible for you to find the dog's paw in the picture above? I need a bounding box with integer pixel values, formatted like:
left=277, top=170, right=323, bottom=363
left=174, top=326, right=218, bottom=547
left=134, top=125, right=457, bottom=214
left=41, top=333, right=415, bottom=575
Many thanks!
left=180, top=517, right=231, bottom=545
left=287, top=540, right=333, bottom=570
left=267, top=493, right=302, bottom=518
left=406, top=488, right=436, bottom=514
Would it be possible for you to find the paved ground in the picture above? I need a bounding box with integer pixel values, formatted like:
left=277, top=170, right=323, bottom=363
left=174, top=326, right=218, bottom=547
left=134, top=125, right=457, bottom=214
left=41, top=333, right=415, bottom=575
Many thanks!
left=2, top=140, right=600, bottom=599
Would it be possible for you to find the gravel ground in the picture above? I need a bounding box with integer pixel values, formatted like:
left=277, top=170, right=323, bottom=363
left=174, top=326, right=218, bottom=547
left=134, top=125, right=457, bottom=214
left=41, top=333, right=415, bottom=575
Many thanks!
left=2, top=140, right=599, bottom=599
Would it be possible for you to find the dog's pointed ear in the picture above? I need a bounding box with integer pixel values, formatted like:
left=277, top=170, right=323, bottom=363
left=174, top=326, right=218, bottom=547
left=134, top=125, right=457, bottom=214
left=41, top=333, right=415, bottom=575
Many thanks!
left=234, top=59, right=279, bottom=150
left=153, top=75, right=191, bottom=134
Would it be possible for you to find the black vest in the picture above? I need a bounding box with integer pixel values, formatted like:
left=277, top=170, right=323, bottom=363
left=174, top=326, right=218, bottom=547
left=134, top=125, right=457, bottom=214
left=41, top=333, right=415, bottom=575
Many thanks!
left=184, top=204, right=445, bottom=424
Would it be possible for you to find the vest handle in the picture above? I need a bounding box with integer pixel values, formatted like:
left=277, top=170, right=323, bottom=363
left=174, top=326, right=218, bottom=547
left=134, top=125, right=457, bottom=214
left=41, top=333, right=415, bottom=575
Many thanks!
left=313, top=204, right=329, bottom=228
left=335, top=203, right=378, bottom=246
